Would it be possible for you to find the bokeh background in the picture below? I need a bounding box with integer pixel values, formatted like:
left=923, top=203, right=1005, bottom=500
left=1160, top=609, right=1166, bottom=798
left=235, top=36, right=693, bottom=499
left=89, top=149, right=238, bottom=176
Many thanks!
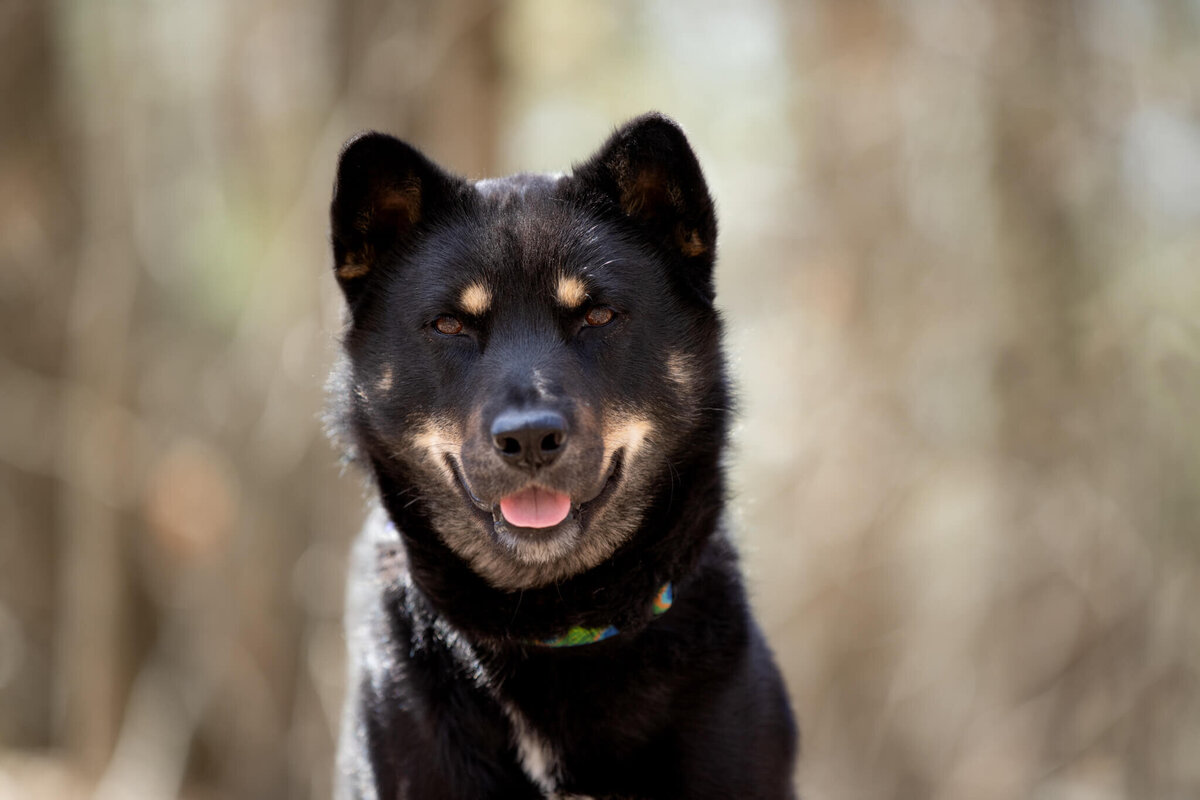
left=2, top=1, right=1199, bottom=798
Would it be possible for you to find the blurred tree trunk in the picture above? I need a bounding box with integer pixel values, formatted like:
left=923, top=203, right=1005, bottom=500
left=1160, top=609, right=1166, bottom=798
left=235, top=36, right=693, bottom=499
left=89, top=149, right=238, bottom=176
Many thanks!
left=990, top=3, right=1089, bottom=469
left=0, top=0, right=75, bottom=754
left=779, top=5, right=929, bottom=796
left=335, top=0, right=501, bottom=175
left=780, top=3, right=1200, bottom=798
left=990, top=6, right=1199, bottom=797
left=53, top=3, right=143, bottom=778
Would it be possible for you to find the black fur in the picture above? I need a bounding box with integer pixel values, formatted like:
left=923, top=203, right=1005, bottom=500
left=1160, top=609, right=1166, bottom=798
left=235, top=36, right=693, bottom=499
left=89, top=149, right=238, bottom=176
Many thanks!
left=330, top=113, right=797, bottom=799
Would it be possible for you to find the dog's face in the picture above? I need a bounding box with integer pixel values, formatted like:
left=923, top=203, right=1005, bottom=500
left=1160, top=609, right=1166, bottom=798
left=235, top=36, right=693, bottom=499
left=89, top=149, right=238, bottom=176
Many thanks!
left=330, top=115, right=723, bottom=590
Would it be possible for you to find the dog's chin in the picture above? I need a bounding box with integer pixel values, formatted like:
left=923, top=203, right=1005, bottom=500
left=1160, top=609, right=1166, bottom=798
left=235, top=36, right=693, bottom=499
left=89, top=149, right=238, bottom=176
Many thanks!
left=448, top=452, right=624, bottom=570
left=492, top=514, right=582, bottom=566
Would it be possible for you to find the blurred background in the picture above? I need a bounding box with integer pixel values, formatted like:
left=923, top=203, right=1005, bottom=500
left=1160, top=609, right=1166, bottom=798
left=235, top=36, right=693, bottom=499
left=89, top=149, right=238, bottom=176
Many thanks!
left=2, top=1, right=1199, bottom=798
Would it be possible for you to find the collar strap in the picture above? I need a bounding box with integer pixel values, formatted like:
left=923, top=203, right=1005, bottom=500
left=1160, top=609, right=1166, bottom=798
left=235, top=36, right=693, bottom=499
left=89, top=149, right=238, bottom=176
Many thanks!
left=533, top=582, right=674, bottom=648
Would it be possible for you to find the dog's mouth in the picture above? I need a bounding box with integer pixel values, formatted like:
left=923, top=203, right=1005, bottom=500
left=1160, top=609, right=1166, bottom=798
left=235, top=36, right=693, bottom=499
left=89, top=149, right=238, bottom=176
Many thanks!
left=447, top=452, right=624, bottom=555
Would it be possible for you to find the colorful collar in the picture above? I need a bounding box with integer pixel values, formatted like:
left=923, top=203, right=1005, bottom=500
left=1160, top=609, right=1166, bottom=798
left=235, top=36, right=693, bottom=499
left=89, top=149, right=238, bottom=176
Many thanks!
left=533, top=582, right=674, bottom=648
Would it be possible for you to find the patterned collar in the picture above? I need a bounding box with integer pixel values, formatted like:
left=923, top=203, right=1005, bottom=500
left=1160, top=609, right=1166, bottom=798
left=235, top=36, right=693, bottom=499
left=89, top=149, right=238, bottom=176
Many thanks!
left=532, top=582, right=674, bottom=648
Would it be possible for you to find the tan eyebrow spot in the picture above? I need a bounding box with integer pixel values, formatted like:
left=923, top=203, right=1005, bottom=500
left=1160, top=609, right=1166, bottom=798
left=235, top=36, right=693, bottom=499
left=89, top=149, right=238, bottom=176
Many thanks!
left=556, top=275, right=588, bottom=308
left=459, top=282, right=492, bottom=315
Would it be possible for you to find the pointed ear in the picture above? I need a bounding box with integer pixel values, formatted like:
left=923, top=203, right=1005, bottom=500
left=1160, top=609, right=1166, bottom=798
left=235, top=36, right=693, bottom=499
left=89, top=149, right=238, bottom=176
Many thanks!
left=572, top=113, right=717, bottom=300
left=330, top=132, right=461, bottom=301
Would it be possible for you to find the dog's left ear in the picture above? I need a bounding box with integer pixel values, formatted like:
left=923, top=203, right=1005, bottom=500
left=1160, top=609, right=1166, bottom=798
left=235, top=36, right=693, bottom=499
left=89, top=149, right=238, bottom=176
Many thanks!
left=573, top=113, right=718, bottom=301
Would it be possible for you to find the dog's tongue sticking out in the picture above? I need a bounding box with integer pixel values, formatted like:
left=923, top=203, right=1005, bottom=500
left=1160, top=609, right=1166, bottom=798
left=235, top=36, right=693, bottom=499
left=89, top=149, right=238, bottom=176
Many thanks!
left=499, top=487, right=571, bottom=529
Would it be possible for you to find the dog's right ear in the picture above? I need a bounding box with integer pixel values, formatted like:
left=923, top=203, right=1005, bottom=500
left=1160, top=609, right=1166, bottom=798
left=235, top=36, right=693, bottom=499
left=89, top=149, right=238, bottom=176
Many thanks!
left=330, top=133, right=461, bottom=303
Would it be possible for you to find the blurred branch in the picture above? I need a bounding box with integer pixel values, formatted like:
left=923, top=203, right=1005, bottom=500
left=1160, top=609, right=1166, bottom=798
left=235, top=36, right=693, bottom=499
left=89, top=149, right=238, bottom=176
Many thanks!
left=91, top=653, right=201, bottom=800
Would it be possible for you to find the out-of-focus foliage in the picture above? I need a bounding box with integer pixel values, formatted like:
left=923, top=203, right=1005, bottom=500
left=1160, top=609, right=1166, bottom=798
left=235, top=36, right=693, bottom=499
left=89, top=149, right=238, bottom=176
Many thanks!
left=1, top=1, right=1197, bottom=798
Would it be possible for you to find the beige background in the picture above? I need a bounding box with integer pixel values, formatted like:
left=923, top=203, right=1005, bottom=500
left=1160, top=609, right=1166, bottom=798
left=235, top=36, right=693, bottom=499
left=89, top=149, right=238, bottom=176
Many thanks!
left=2, top=2, right=1198, bottom=798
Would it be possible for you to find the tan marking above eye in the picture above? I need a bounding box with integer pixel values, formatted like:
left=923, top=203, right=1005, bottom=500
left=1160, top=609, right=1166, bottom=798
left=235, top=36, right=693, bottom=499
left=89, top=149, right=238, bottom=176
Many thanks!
left=459, top=282, right=492, bottom=316
left=435, top=315, right=464, bottom=335
left=556, top=275, right=588, bottom=308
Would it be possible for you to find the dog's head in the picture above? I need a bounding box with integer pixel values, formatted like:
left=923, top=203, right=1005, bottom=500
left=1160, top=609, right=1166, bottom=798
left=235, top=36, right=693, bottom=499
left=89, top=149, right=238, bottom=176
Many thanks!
left=329, top=114, right=726, bottom=590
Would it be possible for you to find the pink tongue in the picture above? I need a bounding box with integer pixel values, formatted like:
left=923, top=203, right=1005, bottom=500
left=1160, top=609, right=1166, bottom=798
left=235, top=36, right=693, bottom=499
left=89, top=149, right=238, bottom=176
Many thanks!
left=499, top=487, right=572, bottom=529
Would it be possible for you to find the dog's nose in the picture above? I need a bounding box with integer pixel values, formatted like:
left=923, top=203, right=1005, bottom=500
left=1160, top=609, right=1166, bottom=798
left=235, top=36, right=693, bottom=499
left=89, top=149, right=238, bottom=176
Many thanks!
left=490, top=409, right=568, bottom=470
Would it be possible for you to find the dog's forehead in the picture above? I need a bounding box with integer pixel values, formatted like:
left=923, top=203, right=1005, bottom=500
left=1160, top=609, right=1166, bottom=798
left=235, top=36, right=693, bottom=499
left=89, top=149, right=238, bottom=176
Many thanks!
left=408, top=171, right=660, bottom=320
left=473, top=173, right=579, bottom=257
left=432, top=175, right=604, bottom=291
left=473, top=171, right=563, bottom=201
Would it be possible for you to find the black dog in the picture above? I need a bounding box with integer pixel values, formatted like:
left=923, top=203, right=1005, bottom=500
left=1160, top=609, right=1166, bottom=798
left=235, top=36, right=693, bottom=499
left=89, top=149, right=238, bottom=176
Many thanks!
left=329, top=113, right=797, bottom=799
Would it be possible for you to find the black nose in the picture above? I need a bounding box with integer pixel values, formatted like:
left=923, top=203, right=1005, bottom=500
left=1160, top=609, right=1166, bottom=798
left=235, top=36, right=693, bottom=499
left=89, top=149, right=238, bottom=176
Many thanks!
left=490, top=409, right=568, bottom=470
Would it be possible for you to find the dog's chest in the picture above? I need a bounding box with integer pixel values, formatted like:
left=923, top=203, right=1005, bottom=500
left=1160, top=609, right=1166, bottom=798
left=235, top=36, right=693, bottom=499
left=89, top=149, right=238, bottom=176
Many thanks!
left=498, top=698, right=659, bottom=800
left=501, top=699, right=597, bottom=799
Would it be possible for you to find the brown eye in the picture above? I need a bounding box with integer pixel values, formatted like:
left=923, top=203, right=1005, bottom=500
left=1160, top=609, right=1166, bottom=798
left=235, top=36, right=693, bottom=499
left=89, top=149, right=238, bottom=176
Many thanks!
left=434, top=315, right=464, bottom=335
left=583, top=306, right=615, bottom=327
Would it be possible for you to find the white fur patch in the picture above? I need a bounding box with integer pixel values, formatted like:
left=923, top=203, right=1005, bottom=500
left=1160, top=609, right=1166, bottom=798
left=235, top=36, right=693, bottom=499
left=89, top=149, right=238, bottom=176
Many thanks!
left=502, top=703, right=561, bottom=794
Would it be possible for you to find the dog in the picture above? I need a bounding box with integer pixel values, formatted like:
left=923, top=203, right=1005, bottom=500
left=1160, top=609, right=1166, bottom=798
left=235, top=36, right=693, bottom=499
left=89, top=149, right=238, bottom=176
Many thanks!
left=328, top=113, right=797, bottom=799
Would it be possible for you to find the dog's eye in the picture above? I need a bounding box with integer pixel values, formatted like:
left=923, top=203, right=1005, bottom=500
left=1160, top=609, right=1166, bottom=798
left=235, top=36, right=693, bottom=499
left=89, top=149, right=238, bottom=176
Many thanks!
left=583, top=306, right=616, bottom=327
left=433, top=315, right=464, bottom=336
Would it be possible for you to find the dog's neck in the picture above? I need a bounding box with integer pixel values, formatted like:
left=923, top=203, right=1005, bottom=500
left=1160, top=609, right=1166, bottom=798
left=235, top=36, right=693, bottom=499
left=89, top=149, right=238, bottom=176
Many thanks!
left=526, top=581, right=674, bottom=648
